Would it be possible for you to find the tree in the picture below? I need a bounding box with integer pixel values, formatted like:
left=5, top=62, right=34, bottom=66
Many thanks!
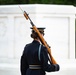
left=0, top=0, right=76, bottom=6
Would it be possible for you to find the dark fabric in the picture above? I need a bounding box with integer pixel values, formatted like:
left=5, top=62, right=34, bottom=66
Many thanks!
left=20, top=40, right=60, bottom=75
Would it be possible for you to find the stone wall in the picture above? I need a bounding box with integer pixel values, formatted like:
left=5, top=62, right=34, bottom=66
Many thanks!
left=0, top=4, right=76, bottom=75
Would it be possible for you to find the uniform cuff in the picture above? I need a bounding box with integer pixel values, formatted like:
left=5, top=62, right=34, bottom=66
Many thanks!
left=54, top=64, right=60, bottom=71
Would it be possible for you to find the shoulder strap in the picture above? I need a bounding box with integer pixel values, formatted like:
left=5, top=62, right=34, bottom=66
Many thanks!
left=38, top=44, right=41, bottom=61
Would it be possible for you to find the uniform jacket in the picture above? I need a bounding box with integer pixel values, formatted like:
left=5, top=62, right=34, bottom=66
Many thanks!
left=20, top=40, right=60, bottom=75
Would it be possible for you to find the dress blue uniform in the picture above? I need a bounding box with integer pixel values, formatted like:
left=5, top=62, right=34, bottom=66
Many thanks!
left=20, top=40, right=60, bottom=75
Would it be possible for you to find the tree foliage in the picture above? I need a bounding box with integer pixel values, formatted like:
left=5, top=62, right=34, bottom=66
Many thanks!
left=0, top=0, right=76, bottom=6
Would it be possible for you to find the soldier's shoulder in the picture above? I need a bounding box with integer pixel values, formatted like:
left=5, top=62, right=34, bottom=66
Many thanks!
left=41, top=45, right=46, bottom=49
left=24, top=43, right=32, bottom=49
left=26, top=43, right=31, bottom=46
left=41, top=45, right=48, bottom=53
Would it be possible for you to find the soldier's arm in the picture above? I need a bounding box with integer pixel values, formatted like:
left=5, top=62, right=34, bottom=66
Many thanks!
left=20, top=47, right=29, bottom=75
left=40, top=46, right=60, bottom=72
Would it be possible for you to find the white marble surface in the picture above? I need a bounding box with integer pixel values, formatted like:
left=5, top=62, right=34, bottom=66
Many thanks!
left=0, top=4, right=76, bottom=75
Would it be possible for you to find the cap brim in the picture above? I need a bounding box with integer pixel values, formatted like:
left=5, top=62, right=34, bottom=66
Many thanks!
left=30, top=27, right=45, bottom=30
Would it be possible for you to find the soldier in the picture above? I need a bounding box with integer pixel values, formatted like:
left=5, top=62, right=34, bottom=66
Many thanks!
left=20, top=27, right=60, bottom=75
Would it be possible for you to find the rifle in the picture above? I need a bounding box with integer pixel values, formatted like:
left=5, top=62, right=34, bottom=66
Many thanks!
left=19, top=6, right=57, bottom=64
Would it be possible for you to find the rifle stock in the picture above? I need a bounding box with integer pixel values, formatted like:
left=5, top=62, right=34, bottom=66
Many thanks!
left=23, top=11, right=57, bottom=64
